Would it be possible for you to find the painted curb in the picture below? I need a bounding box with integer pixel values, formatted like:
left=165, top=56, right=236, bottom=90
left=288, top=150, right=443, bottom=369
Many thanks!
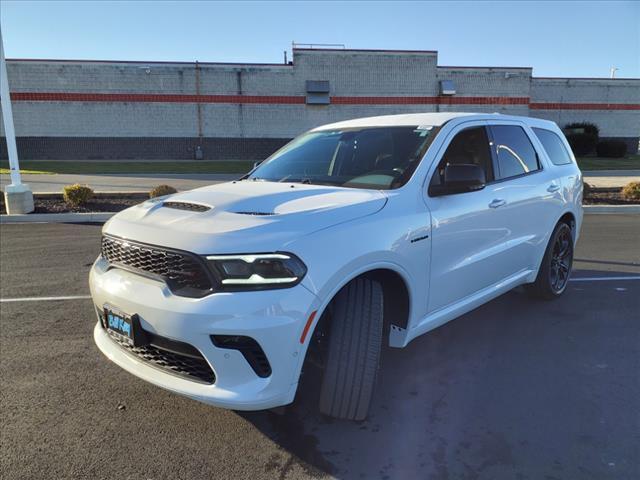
left=584, top=205, right=640, bottom=214
left=0, top=212, right=115, bottom=224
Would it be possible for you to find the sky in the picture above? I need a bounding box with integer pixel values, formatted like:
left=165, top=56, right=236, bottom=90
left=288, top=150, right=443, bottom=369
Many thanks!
left=1, top=0, right=638, bottom=78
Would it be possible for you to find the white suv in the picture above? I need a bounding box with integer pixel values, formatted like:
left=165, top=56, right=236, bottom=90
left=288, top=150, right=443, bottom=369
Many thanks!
left=90, top=113, right=583, bottom=420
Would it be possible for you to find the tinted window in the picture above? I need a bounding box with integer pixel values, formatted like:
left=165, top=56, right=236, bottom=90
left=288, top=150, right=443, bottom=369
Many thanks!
left=431, top=126, right=494, bottom=187
left=249, top=126, right=435, bottom=189
left=490, top=125, right=540, bottom=179
left=532, top=128, right=573, bottom=165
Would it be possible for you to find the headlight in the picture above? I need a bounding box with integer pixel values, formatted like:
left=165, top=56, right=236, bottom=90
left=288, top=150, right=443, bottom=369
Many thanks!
left=205, top=253, right=307, bottom=291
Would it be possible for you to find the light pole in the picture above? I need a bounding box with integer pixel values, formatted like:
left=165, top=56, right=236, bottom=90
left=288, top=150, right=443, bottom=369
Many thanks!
left=1, top=27, right=34, bottom=214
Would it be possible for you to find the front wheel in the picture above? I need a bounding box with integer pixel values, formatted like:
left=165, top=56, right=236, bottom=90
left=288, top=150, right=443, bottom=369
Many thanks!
left=318, top=277, right=383, bottom=421
left=527, top=221, right=574, bottom=299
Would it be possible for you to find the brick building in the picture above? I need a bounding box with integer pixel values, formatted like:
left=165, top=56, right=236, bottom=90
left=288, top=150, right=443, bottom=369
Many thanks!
left=1, top=47, right=638, bottom=160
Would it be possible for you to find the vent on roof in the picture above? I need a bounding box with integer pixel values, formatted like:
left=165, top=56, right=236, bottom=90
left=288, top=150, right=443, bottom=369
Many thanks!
left=439, top=80, right=456, bottom=96
left=306, top=80, right=330, bottom=105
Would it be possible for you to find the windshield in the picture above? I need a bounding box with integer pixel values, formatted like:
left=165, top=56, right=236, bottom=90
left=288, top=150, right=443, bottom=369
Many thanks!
left=247, top=126, right=436, bottom=189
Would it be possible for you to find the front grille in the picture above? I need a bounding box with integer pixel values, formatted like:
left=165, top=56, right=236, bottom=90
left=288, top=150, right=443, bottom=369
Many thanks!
left=163, top=202, right=210, bottom=212
left=101, top=235, right=214, bottom=297
left=106, top=329, right=216, bottom=384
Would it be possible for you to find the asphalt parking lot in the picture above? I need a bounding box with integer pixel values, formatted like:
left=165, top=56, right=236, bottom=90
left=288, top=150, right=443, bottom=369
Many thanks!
left=1, top=215, right=639, bottom=480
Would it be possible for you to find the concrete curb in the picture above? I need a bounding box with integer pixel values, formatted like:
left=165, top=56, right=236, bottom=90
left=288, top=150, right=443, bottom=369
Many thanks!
left=0, top=212, right=115, bottom=224
left=584, top=205, right=640, bottom=214
left=32, top=191, right=149, bottom=200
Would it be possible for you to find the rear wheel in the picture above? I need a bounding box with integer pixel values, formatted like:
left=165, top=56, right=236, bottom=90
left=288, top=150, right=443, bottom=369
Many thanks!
left=527, top=221, right=574, bottom=299
left=318, top=277, right=383, bottom=421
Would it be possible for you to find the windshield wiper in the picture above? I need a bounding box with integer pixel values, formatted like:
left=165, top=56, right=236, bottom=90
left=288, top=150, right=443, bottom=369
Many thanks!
left=293, top=178, right=343, bottom=186
left=278, top=176, right=313, bottom=184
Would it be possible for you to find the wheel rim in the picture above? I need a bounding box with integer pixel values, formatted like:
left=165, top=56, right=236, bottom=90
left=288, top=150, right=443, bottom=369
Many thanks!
left=549, top=227, right=572, bottom=293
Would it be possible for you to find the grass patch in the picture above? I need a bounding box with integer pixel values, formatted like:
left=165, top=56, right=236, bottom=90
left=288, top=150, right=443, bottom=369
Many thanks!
left=576, top=155, right=640, bottom=171
left=0, top=167, right=55, bottom=175
left=0, top=160, right=254, bottom=175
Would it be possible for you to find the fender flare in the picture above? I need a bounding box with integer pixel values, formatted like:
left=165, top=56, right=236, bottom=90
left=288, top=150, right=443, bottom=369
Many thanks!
left=290, top=260, right=414, bottom=384
left=528, top=208, right=579, bottom=283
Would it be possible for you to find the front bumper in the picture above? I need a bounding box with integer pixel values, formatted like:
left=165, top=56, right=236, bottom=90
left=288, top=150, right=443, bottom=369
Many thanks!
left=90, top=257, right=319, bottom=410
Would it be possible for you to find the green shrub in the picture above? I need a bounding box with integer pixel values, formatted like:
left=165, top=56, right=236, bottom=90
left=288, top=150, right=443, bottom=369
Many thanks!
left=582, top=181, right=593, bottom=197
left=596, top=140, right=628, bottom=158
left=63, top=184, right=94, bottom=206
left=149, top=184, right=177, bottom=198
left=564, top=122, right=599, bottom=156
left=621, top=181, right=640, bottom=201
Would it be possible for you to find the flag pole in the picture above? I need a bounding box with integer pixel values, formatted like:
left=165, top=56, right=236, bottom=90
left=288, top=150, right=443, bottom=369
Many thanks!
left=1, top=27, right=34, bottom=214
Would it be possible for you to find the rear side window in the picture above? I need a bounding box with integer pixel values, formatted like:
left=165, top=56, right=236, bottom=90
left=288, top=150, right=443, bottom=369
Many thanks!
left=490, top=125, right=541, bottom=180
left=532, top=128, right=573, bottom=165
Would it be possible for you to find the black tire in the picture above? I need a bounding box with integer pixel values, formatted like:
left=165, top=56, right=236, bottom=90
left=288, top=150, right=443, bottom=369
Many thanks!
left=318, top=277, right=383, bottom=421
left=527, top=221, right=574, bottom=300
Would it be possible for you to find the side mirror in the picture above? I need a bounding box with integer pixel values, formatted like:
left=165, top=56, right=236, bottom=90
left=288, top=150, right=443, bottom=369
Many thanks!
left=430, top=164, right=486, bottom=196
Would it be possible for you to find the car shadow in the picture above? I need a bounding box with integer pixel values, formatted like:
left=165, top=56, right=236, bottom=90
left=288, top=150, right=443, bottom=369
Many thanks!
left=238, top=267, right=639, bottom=479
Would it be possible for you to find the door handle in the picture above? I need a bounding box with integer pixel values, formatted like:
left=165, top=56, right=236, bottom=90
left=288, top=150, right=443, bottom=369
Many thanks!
left=489, top=199, right=506, bottom=208
left=547, top=184, right=561, bottom=193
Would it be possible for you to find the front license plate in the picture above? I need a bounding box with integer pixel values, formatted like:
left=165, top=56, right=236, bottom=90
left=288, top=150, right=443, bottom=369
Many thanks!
left=103, top=307, right=145, bottom=347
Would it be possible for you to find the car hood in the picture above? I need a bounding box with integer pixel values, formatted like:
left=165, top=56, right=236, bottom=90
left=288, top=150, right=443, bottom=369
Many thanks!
left=103, top=181, right=387, bottom=254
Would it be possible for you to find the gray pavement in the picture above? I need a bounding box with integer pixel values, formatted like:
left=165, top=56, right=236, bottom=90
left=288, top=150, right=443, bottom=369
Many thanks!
left=1, top=216, right=639, bottom=479
left=2, top=170, right=639, bottom=193
left=0, top=173, right=239, bottom=193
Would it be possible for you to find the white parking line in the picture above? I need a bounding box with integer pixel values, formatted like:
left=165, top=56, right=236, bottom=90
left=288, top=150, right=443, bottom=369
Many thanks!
left=0, top=295, right=92, bottom=303
left=569, top=276, right=640, bottom=282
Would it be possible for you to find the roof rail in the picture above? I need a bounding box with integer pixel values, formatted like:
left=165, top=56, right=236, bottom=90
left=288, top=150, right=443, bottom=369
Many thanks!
left=292, top=42, right=346, bottom=50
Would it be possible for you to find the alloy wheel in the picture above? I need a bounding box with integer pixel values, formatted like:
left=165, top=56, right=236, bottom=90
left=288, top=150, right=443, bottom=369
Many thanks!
left=549, top=227, right=572, bottom=292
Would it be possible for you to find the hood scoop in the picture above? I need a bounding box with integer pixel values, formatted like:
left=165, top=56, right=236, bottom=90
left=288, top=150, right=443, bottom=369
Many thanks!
left=234, top=211, right=277, bottom=216
left=162, top=201, right=211, bottom=212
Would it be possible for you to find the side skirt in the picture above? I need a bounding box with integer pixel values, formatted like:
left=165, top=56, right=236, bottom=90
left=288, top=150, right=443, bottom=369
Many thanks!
left=389, top=269, right=533, bottom=348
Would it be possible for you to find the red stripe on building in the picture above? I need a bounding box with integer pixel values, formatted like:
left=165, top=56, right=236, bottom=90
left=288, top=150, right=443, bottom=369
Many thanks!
left=332, top=96, right=530, bottom=105
left=8, top=92, right=639, bottom=110
left=10, top=92, right=306, bottom=104
left=530, top=102, right=640, bottom=111
left=10, top=92, right=530, bottom=105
